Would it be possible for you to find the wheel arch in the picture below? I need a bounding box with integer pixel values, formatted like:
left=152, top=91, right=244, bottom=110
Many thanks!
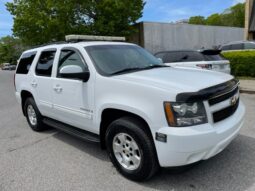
left=20, top=90, right=35, bottom=116
left=99, top=108, right=154, bottom=149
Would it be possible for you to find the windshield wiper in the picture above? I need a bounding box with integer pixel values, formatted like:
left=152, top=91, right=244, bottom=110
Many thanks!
left=111, top=67, right=145, bottom=75
left=111, top=65, right=170, bottom=75
left=142, top=64, right=170, bottom=70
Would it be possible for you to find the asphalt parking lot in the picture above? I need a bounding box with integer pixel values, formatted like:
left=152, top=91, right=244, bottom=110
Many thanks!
left=0, top=70, right=255, bottom=191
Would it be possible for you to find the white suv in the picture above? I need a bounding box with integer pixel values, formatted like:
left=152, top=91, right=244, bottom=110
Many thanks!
left=15, top=36, right=245, bottom=181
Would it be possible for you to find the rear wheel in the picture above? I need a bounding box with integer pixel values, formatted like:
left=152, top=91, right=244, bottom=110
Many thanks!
left=105, top=117, right=159, bottom=181
left=24, top=98, right=46, bottom=131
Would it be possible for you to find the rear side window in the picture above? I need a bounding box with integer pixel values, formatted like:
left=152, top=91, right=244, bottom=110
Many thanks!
left=244, top=43, right=255, bottom=49
left=16, top=51, right=37, bottom=74
left=35, top=50, right=56, bottom=77
left=231, top=43, right=244, bottom=50
left=221, top=45, right=231, bottom=51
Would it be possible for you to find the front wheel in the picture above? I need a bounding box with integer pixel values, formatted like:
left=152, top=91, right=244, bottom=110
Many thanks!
left=105, top=117, right=159, bottom=181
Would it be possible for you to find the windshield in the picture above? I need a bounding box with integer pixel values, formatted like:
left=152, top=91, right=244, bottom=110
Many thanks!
left=85, top=45, right=162, bottom=76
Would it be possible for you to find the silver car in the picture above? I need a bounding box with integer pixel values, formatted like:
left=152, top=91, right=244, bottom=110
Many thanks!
left=220, top=41, right=255, bottom=51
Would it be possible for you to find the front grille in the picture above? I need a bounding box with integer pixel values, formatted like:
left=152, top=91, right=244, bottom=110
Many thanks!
left=212, top=99, right=239, bottom=123
left=209, top=86, right=239, bottom=106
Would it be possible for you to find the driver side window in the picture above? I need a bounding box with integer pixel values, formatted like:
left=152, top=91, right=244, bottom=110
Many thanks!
left=57, top=49, right=87, bottom=78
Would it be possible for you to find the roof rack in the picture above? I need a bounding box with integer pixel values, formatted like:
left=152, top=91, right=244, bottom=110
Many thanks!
left=65, top=35, right=126, bottom=43
left=30, top=41, right=66, bottom=49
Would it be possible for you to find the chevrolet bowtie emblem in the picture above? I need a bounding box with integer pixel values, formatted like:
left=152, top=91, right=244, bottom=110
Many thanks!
left=230, top=96, right=237, bottom=106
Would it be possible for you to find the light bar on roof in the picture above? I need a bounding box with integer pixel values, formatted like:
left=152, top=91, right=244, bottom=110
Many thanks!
left=65, top=35, right=126, bottom=42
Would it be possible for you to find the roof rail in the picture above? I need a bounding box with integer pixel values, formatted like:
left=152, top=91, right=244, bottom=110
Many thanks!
left=65, top=35, right=126, bottom=42
left=30, top=41, right=66, bottom=49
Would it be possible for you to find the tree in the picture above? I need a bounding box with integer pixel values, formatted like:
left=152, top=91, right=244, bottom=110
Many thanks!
left=188, top=3, right=245, bottom=28
left=189, top=16, right=206, bottom=25
left=206, top=14, right=222, bottom=26
left=0, top=36, right=25, bottom=65
left=6, top=0, right=145, bottom=46
left=229, top=3, right=245, bottom=27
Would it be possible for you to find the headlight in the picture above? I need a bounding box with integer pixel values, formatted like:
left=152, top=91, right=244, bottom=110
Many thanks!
left=164, top=102, right=208, bottom=127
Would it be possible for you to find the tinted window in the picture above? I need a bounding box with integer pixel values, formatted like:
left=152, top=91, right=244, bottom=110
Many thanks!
left=57, top=49, right=87, bottom=77
left=244, top=42, right=255, bottom=49
left=16, top=51, right=37, bottom=74
left=203, top=54, right=226, bottom=61
left=231, top=43, right=244, bottom=50
left=221, top=45, right=231, bottom=51
left=35, top=50, right=56, bottom=76
left=154, top=52, right=166, bottom=59
left=164, top=52, right=183, bottom=63
left=163, top=51, right=204, bottom=63
left=86, top=45, right=161, bottom=76
left=182, top=52, right=204, bottom=62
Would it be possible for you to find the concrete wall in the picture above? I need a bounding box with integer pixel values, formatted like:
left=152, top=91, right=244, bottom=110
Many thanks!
left=138, top=22, right=244, bottom=54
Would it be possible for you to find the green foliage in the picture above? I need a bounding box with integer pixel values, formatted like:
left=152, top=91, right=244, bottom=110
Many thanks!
left=206, top=14, right=222, bottom=26
left=0, top=36, right=25, bottom=65
left=6, top=0, right=145, bottom=46
left=189, top=16, right=206, bottom=25
left=188, top=3, right=245, bottom=27
left=222, top=51, right=255, bottom=77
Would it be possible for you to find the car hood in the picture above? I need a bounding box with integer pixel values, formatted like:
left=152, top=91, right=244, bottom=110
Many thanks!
left=114, top=67, right=233, bottom=93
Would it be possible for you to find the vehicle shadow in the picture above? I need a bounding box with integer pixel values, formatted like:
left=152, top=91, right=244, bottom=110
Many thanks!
left=52, top=131, right=109, bottom=161
left=51, top=130, right=255, bottom=190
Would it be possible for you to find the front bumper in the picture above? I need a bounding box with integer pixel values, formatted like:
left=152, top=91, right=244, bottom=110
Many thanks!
left=155, top=101, right=245, bottom=167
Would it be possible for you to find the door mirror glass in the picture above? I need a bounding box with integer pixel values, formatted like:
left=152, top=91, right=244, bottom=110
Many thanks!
left=59, top=65, right=90, bottom=82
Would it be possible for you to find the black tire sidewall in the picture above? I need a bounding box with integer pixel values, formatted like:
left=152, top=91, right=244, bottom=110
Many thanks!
left=24, top=98, right=44, bottom=131
left=106, top=117, right=157, bottom=181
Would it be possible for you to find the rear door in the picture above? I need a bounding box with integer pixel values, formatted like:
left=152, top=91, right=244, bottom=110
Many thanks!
left=32, top=49, right=56, bottom=118
left=51, top=47, right=95, bottom=132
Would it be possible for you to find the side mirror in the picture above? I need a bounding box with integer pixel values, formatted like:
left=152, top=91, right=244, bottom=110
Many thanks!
left=59, top=65, right=90, bottom=82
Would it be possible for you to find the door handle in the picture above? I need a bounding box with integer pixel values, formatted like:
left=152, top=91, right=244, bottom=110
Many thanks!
left=53, top=85, right=63, bottom=93
left=31, top=81, right=37, bottom=88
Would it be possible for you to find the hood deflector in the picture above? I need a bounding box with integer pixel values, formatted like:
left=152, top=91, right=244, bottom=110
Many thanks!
left=176, top=79, right=239, bottom=102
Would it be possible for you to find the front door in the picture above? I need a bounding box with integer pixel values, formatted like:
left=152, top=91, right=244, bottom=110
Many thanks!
left=52, top=48, right=94, bottom=132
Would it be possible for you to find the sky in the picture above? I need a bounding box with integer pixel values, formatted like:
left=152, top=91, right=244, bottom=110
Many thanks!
left=0, top=0, right=246, bottom=38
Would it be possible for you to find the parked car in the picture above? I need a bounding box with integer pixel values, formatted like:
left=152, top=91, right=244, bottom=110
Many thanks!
left=154, top=50, right=231, bottom=74
left=2, top=63, right=16, bottom=70
left=15, top=35, right=245, bottom=181
left=220, top=41, right=255, bottom=51
left=2, top=63, right=10, bottom=70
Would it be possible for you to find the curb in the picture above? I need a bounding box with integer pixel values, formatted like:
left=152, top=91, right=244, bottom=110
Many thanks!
left=240, top=89, right=255, bottom=94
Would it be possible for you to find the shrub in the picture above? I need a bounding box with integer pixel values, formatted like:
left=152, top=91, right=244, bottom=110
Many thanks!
left=222, top=50, right=255, bottom=77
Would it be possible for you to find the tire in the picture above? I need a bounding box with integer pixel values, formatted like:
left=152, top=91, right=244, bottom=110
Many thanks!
left=24, top=97, right=46, bottom=132
left=105, top=116, right=159, bottom=181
